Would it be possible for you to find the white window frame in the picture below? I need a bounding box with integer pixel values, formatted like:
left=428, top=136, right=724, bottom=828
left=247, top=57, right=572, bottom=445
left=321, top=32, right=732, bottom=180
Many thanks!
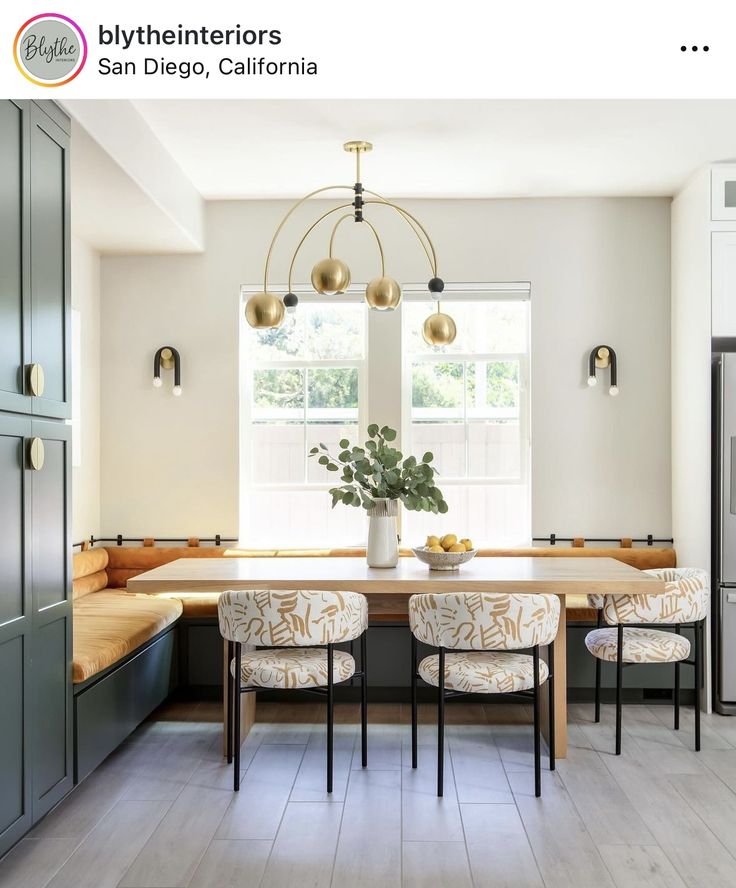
left=239, top=286, right=369, bottom=544
left=239, top=281, right=531, bottom=546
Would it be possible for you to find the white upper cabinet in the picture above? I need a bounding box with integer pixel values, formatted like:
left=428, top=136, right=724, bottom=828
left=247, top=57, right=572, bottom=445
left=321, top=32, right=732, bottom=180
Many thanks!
left=712, top=166, right=736, bottom=222
left=712, top=231, right=736, bottom=336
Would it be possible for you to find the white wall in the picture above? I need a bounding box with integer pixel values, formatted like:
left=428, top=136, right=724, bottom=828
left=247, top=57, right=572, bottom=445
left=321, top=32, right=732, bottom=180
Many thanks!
left=100, top=197, right=671, bottom=541
left=71, top=237, right=101, bottom=542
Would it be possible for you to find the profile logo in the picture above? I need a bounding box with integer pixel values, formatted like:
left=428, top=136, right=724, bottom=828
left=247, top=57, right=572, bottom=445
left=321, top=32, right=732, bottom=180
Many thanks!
left=14, top=13, right=87, bottom=87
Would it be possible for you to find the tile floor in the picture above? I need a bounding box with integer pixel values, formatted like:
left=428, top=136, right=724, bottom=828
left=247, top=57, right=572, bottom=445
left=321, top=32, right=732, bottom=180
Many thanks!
left=2, top=699, right=736, bottom=887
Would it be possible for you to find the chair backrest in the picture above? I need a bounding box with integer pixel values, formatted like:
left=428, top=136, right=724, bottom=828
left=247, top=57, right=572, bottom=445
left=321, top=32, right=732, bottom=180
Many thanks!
left=602, top=567, right=709, bottom=625
left=217, top=589, right=368, bottom=646
left=408, top=592, right=560, bottom=651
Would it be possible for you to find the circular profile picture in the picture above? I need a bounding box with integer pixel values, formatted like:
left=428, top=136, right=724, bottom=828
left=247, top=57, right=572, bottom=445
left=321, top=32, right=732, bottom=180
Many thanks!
left=14, top=13, right=87, bottom=87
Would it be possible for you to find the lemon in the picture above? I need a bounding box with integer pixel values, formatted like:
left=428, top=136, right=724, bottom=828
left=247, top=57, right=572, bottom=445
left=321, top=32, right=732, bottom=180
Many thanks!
left=449, top=543, right=466, bottom=553
left=440, top=534, right=457, bottom=551
left=428, top=545, right=444, bottom=553
left=460, top=538, right=473, bottom=551
left=426, top=535, right=441, bottom=548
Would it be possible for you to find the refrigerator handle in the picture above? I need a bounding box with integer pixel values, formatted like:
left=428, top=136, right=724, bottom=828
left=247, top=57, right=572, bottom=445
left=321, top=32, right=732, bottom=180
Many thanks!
left=732, top=437, right=736, bottom=515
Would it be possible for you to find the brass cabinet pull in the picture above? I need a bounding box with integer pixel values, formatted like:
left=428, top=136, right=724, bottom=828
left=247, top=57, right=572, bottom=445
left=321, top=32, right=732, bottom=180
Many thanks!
left=25, top=363, right=45, bottom=397
left=27, top=437, right=45, bottom=471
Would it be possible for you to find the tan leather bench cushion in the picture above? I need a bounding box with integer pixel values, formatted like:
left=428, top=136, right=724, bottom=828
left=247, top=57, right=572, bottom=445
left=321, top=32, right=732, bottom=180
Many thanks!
left=72, top=549, right=110, bottom=599
left=73, top=591, right=182, bottom=683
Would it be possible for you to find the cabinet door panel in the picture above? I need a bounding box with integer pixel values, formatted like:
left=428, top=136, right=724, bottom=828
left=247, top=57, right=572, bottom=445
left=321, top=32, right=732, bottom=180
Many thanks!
left=0, top=100, right=30, bottom=414
left=30, top=105, right=70, bottom=419
left=0, top=415, right=31, bottom=856
left=30, top=420, right=72, bottom=821
left=712, top=232, right=736, bottom=337
left=31, top=438, right=66, bottom=611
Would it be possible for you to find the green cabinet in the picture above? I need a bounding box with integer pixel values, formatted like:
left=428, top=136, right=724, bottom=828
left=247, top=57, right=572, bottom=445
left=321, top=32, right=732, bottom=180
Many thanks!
left=0, top=100, right=72, bottom=857
left=0, top=100, right=70, bottom=420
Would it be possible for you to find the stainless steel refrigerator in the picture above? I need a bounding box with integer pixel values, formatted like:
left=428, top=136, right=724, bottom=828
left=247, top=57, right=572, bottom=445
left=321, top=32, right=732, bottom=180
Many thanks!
left=713, top=347, right=736, bottom=713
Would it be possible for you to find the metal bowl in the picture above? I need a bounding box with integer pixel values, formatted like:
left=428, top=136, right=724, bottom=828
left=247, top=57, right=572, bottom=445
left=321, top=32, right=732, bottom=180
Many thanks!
left=411, top=546, right=477, bottom=571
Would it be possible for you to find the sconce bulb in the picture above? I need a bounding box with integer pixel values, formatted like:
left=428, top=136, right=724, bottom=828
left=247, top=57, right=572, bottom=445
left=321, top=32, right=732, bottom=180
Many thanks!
left=152, top=376, right=162, bottom=388
left=286, top=304, right=296, bottom=315
left=587, top=375, right=597, bottom=387
left=172, top=385, right=182, bottom=397
left=609, top=385, right=619, bottom=397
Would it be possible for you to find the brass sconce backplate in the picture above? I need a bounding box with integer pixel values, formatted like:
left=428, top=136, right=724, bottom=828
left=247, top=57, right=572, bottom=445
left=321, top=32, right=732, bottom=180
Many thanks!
left=159, top=348, right=175, bottom=370
left=594, top=347, right=611, bottom=369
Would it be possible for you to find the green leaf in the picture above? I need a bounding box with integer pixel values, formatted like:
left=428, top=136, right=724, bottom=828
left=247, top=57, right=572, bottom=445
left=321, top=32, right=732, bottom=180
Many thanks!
left=422, top=451, right=433, bottom=463
left=326, top=462, right=339, bottom=471
left=365, top=440, right=377, bottom=452
left=403, top=455, right=417, bottom=470
left=383, top=427, right=397, bottom=441
left=338, top=450, right=352, bottom=462
left=339, top=438, right=350, bottom=449
left=319, top=443, right=328, bottom=450
left=367, top=424, right=379, bottom=437
left=309, top=447, right=319, bottom=455
left=438, top=500, right=449, bottom=514
left=318, top=455, right=329, bottom=465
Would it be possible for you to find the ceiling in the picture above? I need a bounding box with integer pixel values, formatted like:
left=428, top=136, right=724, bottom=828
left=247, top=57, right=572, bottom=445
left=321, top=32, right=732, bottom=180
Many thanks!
left=132, top=99, right=736, bottom=200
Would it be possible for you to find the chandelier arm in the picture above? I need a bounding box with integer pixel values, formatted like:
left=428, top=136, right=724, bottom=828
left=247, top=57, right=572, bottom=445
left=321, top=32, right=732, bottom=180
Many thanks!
left=328, top=214, right=354, bottom=258
left=361, top=218, right=386, bottom=278
left=263, top=185, right=356, bottom=292
left=362, top=193, right=438, bottom=276
left=287, top=203, right=354, bottom=292
left=327, top=213, right=386, bottom=278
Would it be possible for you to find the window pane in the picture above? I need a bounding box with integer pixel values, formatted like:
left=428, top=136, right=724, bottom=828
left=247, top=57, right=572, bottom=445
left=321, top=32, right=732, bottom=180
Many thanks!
left=307, top=368, right=359, bottom=412
left=306, top=422, right=359, bottom=484
left=405, top=300, right=527, bottom=355
left=248, top=302, right=364, bottom=363
left=245, top=488, right=367, bottom=547
left=251, top=423, right=304, bottom=484
left=411, top=360, right=465, bottom=477
left=468, top=360, right=521, bottom=478
left=402, top=483, right=529, bottom=549
left=252, top=368, right=304, bottom=417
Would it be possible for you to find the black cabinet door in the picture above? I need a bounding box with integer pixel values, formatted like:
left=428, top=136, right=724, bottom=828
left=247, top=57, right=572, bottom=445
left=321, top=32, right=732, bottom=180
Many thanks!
left=29, top=105, right=70, bottom=420
left=0, top=415, right=32, bottom=856
left=0, top=101, right=31, bottom=415
left=30, top=419, right=72, bottom=821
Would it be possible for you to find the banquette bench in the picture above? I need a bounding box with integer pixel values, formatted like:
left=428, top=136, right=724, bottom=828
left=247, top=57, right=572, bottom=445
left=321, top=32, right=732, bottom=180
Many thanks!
left=72, top=541, right=677, bottom=779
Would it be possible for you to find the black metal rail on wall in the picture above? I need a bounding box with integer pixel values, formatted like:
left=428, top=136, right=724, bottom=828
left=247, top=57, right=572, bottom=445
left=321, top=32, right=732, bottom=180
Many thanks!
left=72, top=535, right=238, bottom=549
left=532, top=534, right=674, bottom=547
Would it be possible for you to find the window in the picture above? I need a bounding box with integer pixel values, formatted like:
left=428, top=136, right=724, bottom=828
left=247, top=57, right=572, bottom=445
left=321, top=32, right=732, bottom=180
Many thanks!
left=401, top=295, right=530, bottom=546
left=240, top=284, right=530, bottom=548
left=241, top=296, right=368, bottom=546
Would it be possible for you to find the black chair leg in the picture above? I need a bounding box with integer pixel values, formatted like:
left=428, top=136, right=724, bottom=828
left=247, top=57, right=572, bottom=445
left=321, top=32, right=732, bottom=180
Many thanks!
left=694, top=619, right=702, bottom=752
left=327, top=644, right=334, bottom=794
left=548, top=640, right=555, bottom=771
left=233, top=642, right=241, bottom=791
left=437, top=646, right=445, bottom=798
left=360, top=631, right=368, bottom=768
left=615, top=624, right=623, bottom=756
left=411, top=634, right=418, bottom=769
left=533, top=645, right=541, bottom=797
left=226, top=640, right=233, bottom=764
left=594, top=609, right=602, bottom=723
left=674, top=626, right=681, bottom=730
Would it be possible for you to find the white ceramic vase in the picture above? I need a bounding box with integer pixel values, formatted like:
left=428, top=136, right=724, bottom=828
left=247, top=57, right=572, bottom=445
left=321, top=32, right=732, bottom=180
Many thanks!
left=366, top=498, right=399, bottom=568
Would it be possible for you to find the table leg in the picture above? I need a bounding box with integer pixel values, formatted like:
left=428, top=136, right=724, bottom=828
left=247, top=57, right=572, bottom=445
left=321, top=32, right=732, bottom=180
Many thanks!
left=222, top=639, right=256, bottom=758
left=541, top=599, right=567, bottom=758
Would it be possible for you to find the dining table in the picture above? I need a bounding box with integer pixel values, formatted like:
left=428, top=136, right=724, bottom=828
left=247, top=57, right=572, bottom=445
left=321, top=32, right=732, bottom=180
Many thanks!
left=127, top=554, right=665, bottom=758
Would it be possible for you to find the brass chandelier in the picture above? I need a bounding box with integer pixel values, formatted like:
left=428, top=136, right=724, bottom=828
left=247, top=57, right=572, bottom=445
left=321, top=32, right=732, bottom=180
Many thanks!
left=244, top=141, right=457, bottom=346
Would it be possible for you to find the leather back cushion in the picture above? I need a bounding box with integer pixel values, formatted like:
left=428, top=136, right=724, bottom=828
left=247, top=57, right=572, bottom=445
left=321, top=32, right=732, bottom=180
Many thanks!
left=102, top=544, right=676, bottom=588
left=72, top=549, right=110, bottom=599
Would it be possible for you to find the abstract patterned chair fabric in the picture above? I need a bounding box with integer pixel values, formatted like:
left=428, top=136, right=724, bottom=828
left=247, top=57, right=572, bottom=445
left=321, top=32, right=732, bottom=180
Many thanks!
left=601, top=568, right=709, bottom=626
left=408, top=591, right=560, bottom=651
left=218, top=588, right=369, bottom=793
left=585, top=567, right=709, bottom=755
left=217, top=588, right=368, bottom=647
left=409, top=592, right=560, bottom=798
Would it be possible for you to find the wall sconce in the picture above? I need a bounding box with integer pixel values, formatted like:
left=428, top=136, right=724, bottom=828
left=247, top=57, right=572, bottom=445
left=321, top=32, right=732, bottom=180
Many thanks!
left=153, top=346, right=182, bottom=396
left=587, top=345, right=618, bottom=396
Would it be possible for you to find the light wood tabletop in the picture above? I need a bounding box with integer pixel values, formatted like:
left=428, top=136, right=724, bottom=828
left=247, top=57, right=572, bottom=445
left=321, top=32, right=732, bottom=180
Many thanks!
left=128, top=555, right=664, bottom=759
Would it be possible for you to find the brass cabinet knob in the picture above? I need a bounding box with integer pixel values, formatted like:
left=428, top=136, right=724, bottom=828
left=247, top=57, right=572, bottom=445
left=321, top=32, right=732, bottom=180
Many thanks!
left=27, top=437, right=45, bottom=471
left=25, top=363, right=45, bottom=397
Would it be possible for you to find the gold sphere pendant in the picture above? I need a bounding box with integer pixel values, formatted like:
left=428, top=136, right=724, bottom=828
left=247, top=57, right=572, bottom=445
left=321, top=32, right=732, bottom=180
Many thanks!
left=245, top=292, right=285, bottom=328
left=365, top=276, right=401, bottom=311
left=311, top=258, right=351, bottom=295
left=422, top=311, right=457, bottom=346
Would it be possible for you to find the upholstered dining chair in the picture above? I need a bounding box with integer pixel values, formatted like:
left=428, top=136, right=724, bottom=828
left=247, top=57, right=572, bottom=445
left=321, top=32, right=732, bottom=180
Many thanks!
left=217, top=588, right=369, bottom=792
left=408, top=592, right=560, bottom=798
left=585, top=567, right=709, bottom=754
